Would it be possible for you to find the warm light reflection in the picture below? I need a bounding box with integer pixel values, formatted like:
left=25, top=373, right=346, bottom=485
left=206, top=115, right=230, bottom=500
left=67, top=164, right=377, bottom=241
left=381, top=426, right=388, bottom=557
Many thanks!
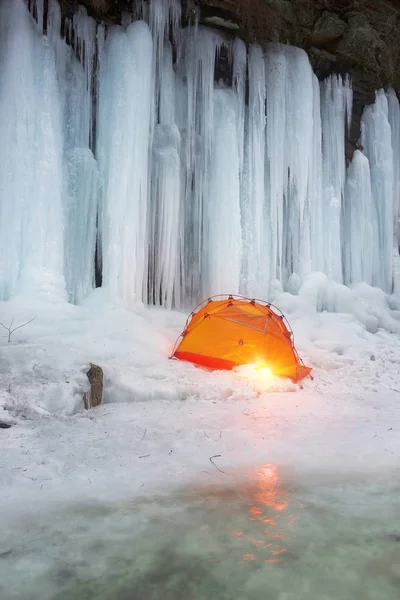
left=232, top=464, right=296, bottom=567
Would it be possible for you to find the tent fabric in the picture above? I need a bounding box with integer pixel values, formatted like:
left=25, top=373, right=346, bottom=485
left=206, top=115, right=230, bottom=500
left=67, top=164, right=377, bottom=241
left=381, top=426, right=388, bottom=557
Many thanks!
left=171, top=295, right=311, bottom=382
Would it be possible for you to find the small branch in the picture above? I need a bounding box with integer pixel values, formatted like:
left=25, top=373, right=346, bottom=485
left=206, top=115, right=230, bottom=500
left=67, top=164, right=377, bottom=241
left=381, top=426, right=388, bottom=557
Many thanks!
left=0, top=317, right=36, bottom=342
left=141, top=428, right=147, bottom=441
left=139, top=454, right=150, bottom=459
left=21, top=473, right=36, bottom=481
left=209, top=455, right=230, bottom=475
left=10, top=317, right=36, bottom=334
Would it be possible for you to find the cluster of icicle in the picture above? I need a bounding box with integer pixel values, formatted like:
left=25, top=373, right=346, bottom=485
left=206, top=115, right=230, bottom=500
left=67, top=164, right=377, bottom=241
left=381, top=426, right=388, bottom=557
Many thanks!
left=0, top=0, right=399, bottom=309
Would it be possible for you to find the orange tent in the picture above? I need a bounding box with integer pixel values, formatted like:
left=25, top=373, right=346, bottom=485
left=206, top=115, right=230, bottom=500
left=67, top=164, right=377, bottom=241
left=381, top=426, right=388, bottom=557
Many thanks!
left=171, top=295, right=311, bottom=382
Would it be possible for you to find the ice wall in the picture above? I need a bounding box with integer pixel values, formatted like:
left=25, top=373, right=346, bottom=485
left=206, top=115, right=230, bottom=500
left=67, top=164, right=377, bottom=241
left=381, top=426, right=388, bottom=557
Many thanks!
left=1, top=0, right=399, bottom=309
left=0, top=0, right=101, bottom=303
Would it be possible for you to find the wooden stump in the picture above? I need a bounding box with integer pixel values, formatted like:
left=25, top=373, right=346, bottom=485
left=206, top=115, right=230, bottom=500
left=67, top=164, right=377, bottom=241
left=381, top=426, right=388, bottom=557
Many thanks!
left=84, top=363, right=103, bottom=409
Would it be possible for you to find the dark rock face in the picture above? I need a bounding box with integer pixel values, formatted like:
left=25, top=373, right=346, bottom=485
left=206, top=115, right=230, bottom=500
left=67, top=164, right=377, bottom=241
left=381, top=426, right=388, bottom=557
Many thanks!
left=59, top=0, right=400, bottom=156
left=308, top=11, right=348, bottom=49
left=196, top=0, right=400, bottom=156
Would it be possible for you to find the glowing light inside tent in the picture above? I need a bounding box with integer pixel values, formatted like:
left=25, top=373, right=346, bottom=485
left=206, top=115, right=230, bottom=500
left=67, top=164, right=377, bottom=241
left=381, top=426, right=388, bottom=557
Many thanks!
left=253, top=363, right=272, bottom=377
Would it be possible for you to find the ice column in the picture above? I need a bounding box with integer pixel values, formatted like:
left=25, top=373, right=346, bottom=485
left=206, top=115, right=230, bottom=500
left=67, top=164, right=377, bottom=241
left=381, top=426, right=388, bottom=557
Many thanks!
left=139, top=0, right=183, bottom=308
left=343, top=150, right=377, bottom=285
left=149, top=42, right=182, bottom=309
left=265, top=45, right=287, bottom=282
left=0, top=0, right=65, bottom=300
left=242, top=45, right=267, bottom=296
left=46, top=1, right=100, bottom=303
left=97, top=22, right=153, bottom=305
left=265, top=45, right=315, bottom=283
left=207, top=88, right=242, bottom=294
left=177, top=27, right=226, bottom=301
left=281, top=46, right=314, bottom=278
left=361, top=90, right=394, bottom=292
left=320, top=75, right=352, bottom=283
left=387, top=88, right=400, bottom=246
left=309, top=75, right=324, bottom=273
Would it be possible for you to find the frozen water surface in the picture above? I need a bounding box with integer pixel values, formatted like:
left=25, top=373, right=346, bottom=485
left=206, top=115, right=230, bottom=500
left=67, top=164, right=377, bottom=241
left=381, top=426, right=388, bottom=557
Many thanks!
left=0, top=293, right=400, bottom=599
left=0, top=468, right=399, bottom=600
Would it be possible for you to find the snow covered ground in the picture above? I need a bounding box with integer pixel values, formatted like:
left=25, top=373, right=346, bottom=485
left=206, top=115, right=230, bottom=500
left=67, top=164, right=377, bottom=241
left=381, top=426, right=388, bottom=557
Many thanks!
left=1, top=277, right=400, bottom=599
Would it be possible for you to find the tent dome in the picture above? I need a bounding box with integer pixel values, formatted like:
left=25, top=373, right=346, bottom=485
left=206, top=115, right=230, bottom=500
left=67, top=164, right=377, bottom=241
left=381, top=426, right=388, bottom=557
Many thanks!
left=171, top=295, right=311, bottom=382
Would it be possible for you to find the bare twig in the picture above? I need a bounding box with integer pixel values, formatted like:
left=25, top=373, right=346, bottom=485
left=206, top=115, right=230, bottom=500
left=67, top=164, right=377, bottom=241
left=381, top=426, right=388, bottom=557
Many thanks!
left=0, top=317, right=36, bottom=342
left=209, top=455, right=230, bottom=475
left=141, top=428, right=147, bottom=441
left=139, top=454, right=150, bottom=459
left=21, top=473, right=36, bottom=481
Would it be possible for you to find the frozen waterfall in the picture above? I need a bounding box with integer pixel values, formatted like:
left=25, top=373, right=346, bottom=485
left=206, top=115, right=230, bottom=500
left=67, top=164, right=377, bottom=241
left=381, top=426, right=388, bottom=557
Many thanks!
left=0, top=0, right=399, bottom=308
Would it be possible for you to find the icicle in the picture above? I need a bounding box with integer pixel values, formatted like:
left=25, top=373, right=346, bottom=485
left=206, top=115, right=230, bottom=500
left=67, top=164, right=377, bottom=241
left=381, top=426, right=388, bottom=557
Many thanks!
left=68, top=7, right=97, bottom=148
left=345, top=75, right=353, bottom=134
left=134, top=0, right=149, bottom=22
left=361, top=90, right=394, bottom=292
left=138, top=0, right=181, bottom=129
left=149, top=0, right=181, bottom=48
left=26, top=0, right=44, bottom=32
left=47, top=0, right=61, bottom=46
left=97, top=21, right=153, bottom=305
left=232, top=38, right=247, bottom=175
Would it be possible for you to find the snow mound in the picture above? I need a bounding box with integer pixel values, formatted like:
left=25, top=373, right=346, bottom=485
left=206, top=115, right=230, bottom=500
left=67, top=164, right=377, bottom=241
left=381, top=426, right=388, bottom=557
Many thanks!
left=0, top=276, right=399, bottom=421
